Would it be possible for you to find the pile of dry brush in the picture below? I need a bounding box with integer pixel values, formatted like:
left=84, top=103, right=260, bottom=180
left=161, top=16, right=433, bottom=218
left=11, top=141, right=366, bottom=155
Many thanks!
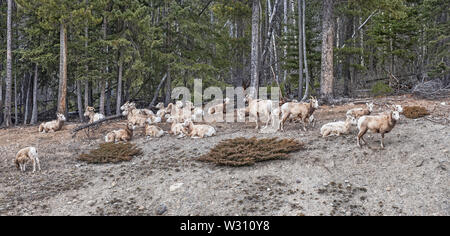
left=403, top=106, right=430, bottom=119
left=78, top=143, right=142, bottom=164
left=197, top=137, right=304, bottom=167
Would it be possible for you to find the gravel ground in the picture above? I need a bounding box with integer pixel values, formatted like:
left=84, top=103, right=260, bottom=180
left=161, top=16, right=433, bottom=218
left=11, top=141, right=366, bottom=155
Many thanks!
left=0, top=96, right=449, bottom=216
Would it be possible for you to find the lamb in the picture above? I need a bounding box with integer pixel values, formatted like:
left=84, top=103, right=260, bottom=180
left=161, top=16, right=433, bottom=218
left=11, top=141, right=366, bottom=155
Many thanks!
left=320, top=117, right=356, bottom=138
left=357, top=110, right=400, bottom=148
left=84, top=106, right=105, bottom=124
left=105, top=123, right=135, bottom=143
left=145, top=124, right=165, bottom=138
left=279, top=97, right=319, bottom=131
left=347, top=103, right=374, bottom=120
left=183, top=119, right=216, bottom=138
left=39, top=113, right=66, bottom=133
left=14, top=147, right=40, bottom=173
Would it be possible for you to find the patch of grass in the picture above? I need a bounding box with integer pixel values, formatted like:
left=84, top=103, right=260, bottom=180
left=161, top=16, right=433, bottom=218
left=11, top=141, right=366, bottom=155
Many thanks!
left=403, top=106, right=430, bottom=119
left=197, top=137, right=304, bottom=167
left=78, top=143, right=142, bottom=164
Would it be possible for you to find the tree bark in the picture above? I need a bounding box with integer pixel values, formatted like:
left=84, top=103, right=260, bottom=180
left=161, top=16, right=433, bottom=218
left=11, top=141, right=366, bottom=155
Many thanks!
left=100, top=16, right=108, bottom=115
left=116, top=52, right=123, bottom=115
left=164, top=69, right=171, bottom=105
left=301, top=0, right=311, bottom=101
left=14, top=73, right=18, bottom=125
left=320, top=0, right=335, bottom=102
left=249, top=0, right=260, bottom=98
left=298, top=0, right=304, bottom=99
left=76, top=80, right=84, bottom=121
left=31, top=64, right=39, bottom=124
left=3, top=0, right=13, bottom=127
left=24, top=73, right=31, bottom=125
left=57, top=22, right=68, bottom=114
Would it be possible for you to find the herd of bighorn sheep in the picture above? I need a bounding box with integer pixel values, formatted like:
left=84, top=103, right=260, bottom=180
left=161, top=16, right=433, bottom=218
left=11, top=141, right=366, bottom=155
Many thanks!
left=14, top=98, right=404, bottom=172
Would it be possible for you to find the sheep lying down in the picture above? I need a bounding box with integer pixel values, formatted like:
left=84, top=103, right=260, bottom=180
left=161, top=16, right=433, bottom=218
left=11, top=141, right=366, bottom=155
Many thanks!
left=320, top=117, right=356, bottom=138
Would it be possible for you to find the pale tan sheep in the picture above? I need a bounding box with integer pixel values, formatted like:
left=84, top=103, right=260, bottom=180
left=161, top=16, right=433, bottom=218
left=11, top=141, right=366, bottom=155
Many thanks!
left=357, top=111, right=400, bottom=148
left=105, top=123, right=135, bottom=143
left=320, top=117, right=356, bottom=138
left=145, top=124, right=165, bottom=138
left=346, top=103, right=374, bottom=120
left=84, top=106, right=105, bottom=124
left=39, top=113, right=66, bottom=133
left=279, top=97, right=319, bottom=131
left=14, top=147, right=40, bottom=173
left=183, top=119, right=216, bottom=138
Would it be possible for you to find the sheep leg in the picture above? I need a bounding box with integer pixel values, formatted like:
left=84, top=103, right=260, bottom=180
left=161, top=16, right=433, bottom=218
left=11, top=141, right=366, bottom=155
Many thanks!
left=280, top=113, right=290, bottom=132
left=380, top=133, right=385, bottom=149
left=357, top=128, right=368, bottom=147
left=36, top=157, right=41, bottom=171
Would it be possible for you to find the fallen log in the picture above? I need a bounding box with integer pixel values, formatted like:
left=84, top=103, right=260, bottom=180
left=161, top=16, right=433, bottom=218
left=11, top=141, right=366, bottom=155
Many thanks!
left=72, top=114, right=125, bottom=134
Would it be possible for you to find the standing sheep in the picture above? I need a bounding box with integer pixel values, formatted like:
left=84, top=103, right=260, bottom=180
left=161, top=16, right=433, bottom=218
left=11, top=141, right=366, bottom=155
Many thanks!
left=14, top=147, right=41, bottom=173
left=357, top=111, right=400, bottom=148
left=84, top=106, right=105, bottom=124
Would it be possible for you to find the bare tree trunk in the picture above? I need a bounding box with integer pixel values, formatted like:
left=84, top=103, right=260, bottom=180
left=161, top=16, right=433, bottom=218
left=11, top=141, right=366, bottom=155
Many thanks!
left=298, top=0, right=304, bottom=99
left=106, top=81, right=111, bottom=115
left=164, top=69, right=171, bottom=105
left=301, top=0, right=311, bottom=101
left=249, top=0, right=260, bottom=98
left=320, top=0, right=335, bottom=102
left=76, top=80, right=84, bottom=121
left=100, top=16, right=108, bottom=115
left=84, top=81, right=89, bottom=107
left=31, top=64, right=38, bottom=124
left=57, top=22, right=68, bottom=114
left=14, top=73, right=18, bottom=125
left=3, top=0, right=13, bottom=127
left=24, top=73, right=31, bottom=125
left=116, top=52, right=123, bottom=115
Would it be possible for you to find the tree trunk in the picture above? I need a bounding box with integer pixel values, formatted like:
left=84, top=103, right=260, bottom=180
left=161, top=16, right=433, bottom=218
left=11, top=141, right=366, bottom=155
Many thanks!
left=343, top=15, right=354, bottom=96
left=0, top=64, right=3, bottom=125
left=31, top=64, right=38, bottom=124
left=14, top=73, right=18, bottom=125
left=76, top=80, right=84, bottom=121
left=116, top=52, right=123, bottom=115
left=100, top=16, right=108, bottom=115
left=298, top=0, right=304, bottom=99
left=106, top=81, right=111, bottom=116
left=57, top=22, right=68, bottom=114
left=3, top=0, right=13, bottom=127
left=301, top=0, right=311, bottom=101
left=283, top=0, right=288, bottom=84
left=320, top=0, right=335, bottom=102
left=164, top=69, right=171, bottom=105
left=249, top=0, right=260, bottom=98
left=24, top=73, right=31, bottom=125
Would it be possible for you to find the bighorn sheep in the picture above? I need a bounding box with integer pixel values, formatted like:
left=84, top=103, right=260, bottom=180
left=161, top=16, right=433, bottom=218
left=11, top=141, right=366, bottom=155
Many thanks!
left=122, top=103, right=161, bottom=127
left=357, top=110, right=400, bottom=148
left=183, top=119, right=216, bottom=138
left=245, top=95, right=274, bottom=130
left=121, top=101, right=154, bottom=116
left=14, top=147, right=40, bottom=173
left=84, top=106, right=105, bottom=124
left=279, top=97, right=319, bottom=131
left=105, top=123, right=135, bottom=143
left=320, top=117, right=356, bottom=138
left=39, top=113, right=66, bottom=133
left=167, top=116, right=188, bottom=138
left=145, top=124, right=165, bottom=138
left=347, top=103, right=374, bottom=119
left=207, top=98, right=231, bottom=122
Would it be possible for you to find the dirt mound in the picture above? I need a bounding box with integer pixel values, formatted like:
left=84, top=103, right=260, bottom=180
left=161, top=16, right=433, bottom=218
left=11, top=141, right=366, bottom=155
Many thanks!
left=78, top=143, right=142, bottom=164
left=197, top=137, right=304, bottom=167
left=403, top=106, right=430, bottom=119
